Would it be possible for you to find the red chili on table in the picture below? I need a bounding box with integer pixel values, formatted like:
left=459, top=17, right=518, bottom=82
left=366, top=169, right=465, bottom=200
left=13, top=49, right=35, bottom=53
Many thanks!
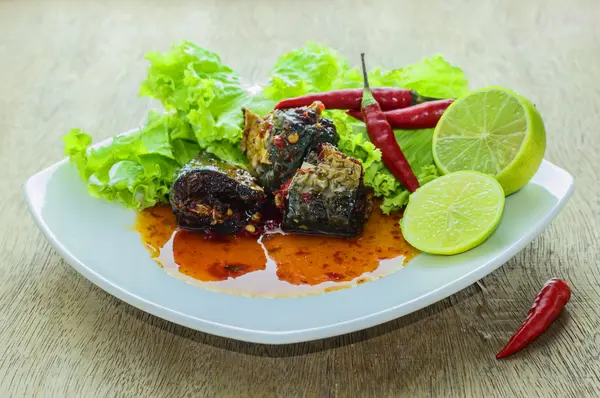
left=346, top=98, right=454, bottom=129
left=359, top=54, right=420, bottom=193
left=496, top=278, right=571, bottom=359
left=273, top=88, right=440, bottom=111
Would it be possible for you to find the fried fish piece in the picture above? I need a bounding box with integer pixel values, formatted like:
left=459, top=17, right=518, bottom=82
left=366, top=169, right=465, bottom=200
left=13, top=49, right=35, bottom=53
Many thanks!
left=274, top=144, right=372, bottom=237
left=170, top=153, right=265, bottom=234
left=242, top=101, right=338, bottom=193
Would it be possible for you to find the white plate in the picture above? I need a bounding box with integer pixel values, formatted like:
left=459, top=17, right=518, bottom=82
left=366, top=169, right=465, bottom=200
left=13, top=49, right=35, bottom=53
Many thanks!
left=25, top=143, right=574, bottom=344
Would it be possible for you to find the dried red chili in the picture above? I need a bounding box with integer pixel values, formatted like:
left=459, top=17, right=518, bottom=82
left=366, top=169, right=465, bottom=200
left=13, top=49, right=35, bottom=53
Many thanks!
left=347, top=98, right=454, bottom=129
left=273, top=136, right=285, bottom=148
left=496, top=278, right=571, bottom=359
left=359, top=54, right=420, bottom=192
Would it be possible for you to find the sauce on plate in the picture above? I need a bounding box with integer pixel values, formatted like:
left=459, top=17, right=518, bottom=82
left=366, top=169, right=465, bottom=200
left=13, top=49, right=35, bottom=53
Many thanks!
left=174, top=231, right=266, bottom=281
left=262, top=208, right=417, bottom=285
left=135, top=203, right=419, bottom=297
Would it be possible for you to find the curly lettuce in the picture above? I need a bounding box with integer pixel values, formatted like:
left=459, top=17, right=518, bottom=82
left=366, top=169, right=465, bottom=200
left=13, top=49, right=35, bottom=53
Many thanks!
left=139, top=40, right=252, bottom=165
left=332, top=55, right=469, bottom=98
left=263, top=42, right=351, bottom=100
left=63, top=111, right=199, bottom=209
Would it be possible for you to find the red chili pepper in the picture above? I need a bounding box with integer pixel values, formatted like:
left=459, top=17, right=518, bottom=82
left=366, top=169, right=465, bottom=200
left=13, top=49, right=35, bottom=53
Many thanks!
left=274, top=88, right=440, bottom=111
left=359, top=54, right=420, bottom=192
left=273, top=136, right=285, bottom=148
left=347, top=99, right=454, bottom=129
left=496, top=278, right=571, bottom=359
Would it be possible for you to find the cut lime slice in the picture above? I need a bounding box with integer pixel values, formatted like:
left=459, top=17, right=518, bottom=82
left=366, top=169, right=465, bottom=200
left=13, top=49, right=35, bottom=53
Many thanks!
left=400, top=171, right=505, bottom=255
left=433, top=87, right=546, bottom=195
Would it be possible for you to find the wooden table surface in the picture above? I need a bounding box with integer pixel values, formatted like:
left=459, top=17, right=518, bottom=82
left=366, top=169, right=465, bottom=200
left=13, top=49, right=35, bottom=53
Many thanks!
left=1, top=0, right=599, bottom=396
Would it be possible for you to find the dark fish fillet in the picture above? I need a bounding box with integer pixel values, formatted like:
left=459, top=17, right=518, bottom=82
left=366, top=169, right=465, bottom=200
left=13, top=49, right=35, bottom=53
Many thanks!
left=274, top=144, right=372, bottom=237
left=170, top=152, right=265, bottom=234
left=241, top=101, right=339, bottom=193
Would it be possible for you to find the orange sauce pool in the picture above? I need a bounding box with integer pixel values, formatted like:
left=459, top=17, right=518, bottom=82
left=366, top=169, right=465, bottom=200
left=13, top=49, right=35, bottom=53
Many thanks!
left=173, top=231, right=266, bottom=281
left=134, top=206, right=176, bottom=258
left=134, top=204, right=419, bottom=293
left=261, top=208, right=418, bottom=285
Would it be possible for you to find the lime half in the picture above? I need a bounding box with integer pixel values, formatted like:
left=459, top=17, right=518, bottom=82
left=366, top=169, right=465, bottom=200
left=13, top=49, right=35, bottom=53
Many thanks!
left=400, top=171, right=505, bottom=255
left=433, top=87, right=546, bottom=195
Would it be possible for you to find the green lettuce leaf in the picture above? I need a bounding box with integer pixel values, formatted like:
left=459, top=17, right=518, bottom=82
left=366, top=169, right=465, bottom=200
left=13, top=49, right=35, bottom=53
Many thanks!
left=63, top=112, right=196, bottom=209
left=263, top=43, right=468, bottom=100
left=387, top=54, right=469, bottom=98
left=333, top=54, right=468, bottom=98
left=263, top=42, right=350, bottom=101
left=140, top=40, right=252, bottom=162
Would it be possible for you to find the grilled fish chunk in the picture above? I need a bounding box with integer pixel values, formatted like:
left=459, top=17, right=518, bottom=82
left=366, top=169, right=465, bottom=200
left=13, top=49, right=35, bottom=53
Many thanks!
left=170, top=153, right=265, bottom=234
left=275, top=144, right=372, bottom=237
left=242, top=101, right=338, bottom=193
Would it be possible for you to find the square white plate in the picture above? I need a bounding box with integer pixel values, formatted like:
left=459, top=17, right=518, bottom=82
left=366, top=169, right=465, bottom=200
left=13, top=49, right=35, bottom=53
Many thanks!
left=25, top=147, right=574, bottom=344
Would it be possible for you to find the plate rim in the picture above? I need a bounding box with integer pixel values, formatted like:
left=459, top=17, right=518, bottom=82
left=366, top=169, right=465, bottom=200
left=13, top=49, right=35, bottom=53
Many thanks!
left=24, top=157, right=575, bottom=344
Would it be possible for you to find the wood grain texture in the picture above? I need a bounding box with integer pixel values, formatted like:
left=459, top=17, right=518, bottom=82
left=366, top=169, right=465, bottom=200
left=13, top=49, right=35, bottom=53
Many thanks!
left=1, top=0, right=599, bottom=396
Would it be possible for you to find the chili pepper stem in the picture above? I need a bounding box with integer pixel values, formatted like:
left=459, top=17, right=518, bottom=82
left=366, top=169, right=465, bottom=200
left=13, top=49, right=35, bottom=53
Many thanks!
left=360, top=53, right=377, bottom=108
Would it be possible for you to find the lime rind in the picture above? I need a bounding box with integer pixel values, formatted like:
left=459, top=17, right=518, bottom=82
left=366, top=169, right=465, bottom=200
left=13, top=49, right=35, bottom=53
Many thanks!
left=432, top=86, right=546, bottom=196
left=400, top=171, right=505, bottom=255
